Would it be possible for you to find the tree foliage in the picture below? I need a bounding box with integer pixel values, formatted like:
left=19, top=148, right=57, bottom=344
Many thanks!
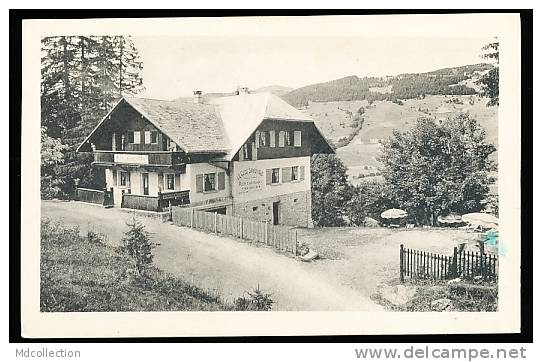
left=41, top=35, right=144, bottom=198
left=379, top=114, right=496, bottom=225
left=282, top=64, right=492, bottom=108
left=311, top=154, right=354, bottom=226
left=478, top=41, right=499, bottom=106
left=346, top=181, right=396, bottom=226
left=41, top=127, right=67, bottom=199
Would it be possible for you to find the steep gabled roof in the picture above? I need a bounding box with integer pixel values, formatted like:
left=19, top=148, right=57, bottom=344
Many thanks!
left=78, top=92, right=333, bottom=159
left=210, top=92, right=316, bottom=160
left=77, top=97, right=230, bottom=154
left=124, top=97, right=230, bottom=153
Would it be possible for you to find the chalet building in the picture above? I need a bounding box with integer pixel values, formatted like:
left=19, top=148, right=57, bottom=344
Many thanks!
left=77, top=90, right=333, bottom=227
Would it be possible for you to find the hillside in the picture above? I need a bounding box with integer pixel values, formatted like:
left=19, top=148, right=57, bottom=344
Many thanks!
left=281, top=63, right=493, bottom=108
left=253, top=85, right=293, bottom=96
left=303, top=95, right=497, bottom=185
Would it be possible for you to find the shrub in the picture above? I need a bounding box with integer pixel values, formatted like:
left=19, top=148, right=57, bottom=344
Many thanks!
left=120, top=218, right=159, bottom=276
left=234, top=285, right=274, bottom=311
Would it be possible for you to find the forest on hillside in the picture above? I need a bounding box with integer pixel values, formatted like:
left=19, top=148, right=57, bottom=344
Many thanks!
left=282, top=63, right=494, bottom=108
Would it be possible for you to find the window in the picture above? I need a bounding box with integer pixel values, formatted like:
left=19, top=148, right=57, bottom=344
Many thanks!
left=127, top=131, right=134, bottom=144
left=271, top=168, right=280, bottom=184
left=258, top=131, right=267, bottom=147
left=204, top=173, right=216, bottom=192
left=269, top=130, right=276, bottom=147
left=151, top=131, right=158, bottom=144
left=242, top=143, right=251, bottom=160
left=285, top=130, right=292, bottom=146
left=133, top=131, right=141, bottom=144
left=121, top=134, right=126, bottom=150
left=166, top=174, right=175, bottom=190
left=291, top=166, right=299, bottom=181
left=144, top=131, right=151, bottom=144
left=294, top=131, right=302, bottom=147
left=278, top=131, right=285, bottom=147
left=119, top=171, right=130, bottom=187
left=196, top=172, right=225, bottom=193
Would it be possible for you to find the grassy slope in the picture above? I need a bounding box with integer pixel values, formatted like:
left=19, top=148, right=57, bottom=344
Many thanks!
left=307, top=95, right=497, bottom=169
left=40, top=220, right=231, bottom=312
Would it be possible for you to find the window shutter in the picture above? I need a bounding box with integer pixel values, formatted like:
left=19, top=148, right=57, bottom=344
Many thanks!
left=251, top=142, right=257, bottom=161
left=126, top=172, right=131, bottom=186
left=239, top=148, right=244, bottom=161
left=144, top=131, right=151, bottom=144
left=196, top=174, right=204, bottom=193
left=300, top=166, right=305, bottom=181
left=112, top=132, right=116, bottom=151
left=134, top=131, right=141, bottom=144
left=175, top=174, right=181, bottom=190
left=217, top=172, right=225, bottom=190
left=266, top=169, right=272, bottom=185
left=269, top=130, right=275, bottom=147
left=294, top=131, right=302, bottom=147
left=255, top=131, right=260, bottom=148
left=278, top=131, right=285, bottom=147
left=113, top=170, right=118, bottom=186
left=158, top=173, right=164, bottom=191
left=282, top=167, right=291, bottom=183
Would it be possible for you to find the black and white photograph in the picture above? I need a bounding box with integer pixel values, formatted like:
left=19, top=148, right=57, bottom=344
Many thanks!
left=16, top=12, right=527, bottom=338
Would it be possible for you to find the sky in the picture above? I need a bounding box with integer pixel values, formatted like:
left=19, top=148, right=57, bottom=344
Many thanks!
left=132, top=36, right=494, bottom=100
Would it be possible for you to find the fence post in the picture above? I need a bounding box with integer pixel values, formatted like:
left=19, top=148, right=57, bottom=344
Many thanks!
left=452, top=246, right=458, bottom=278
left=265, top=221, right=269, bottom=245
left=190, top=208, right=194, bottom=228
left=169, top=203, right=172, bottom=222
left=214, top=212, right=218, bottom=233
left=240, top=218, right=244, bottom=239
left=294, top=230, right=298, bottom=256
left=400, top=244, right=405, bottom=283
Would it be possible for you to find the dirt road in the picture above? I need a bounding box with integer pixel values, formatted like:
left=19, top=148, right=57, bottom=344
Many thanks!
left=41, top=200, right=382, bottom=311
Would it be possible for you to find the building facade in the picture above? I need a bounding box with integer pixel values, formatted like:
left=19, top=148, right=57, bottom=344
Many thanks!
left=78, top=91, right=333, bottom=227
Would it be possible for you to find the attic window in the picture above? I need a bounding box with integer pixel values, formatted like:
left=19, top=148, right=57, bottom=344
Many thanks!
left=151, top=131, right=158, bottom=144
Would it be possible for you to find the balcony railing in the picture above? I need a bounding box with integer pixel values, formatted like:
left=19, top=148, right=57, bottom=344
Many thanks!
left=93, top=150, right=186, bottom=167
left=121, top=190, right=190, bottom=212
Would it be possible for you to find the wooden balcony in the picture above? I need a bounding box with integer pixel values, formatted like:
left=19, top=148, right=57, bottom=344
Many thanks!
left=93, top=150, right=186, bottom=168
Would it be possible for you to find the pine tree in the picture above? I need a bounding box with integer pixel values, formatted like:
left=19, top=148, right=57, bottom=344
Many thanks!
left=112, top=36, right=144, bottom=96
left=41, top=35, right=145, bottom=198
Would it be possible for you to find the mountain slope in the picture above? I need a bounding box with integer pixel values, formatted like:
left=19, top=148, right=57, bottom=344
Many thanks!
left=281, top=63, right=494, bottom=108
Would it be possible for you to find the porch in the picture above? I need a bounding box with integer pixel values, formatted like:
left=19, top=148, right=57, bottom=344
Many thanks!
left=76, top=187, right=190, bottom=212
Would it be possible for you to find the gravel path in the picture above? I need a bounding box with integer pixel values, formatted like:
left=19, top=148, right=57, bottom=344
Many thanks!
left=41, top=200, right=382, bottom=311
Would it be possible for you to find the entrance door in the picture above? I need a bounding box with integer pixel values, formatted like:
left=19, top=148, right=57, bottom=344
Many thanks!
left=142, top=173, right=149, bottom=195
left=272, top=201, right=280, bottom=225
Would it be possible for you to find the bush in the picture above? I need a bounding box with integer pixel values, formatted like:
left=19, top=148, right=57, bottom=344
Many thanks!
left=120, top=218, right=159, bottom=276
left=234, top=285, right=274, bottom=311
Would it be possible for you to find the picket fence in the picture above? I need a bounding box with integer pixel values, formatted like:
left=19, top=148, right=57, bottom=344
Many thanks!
left=400, top=244, right=498, bottom=282
left=172, top=207, right=298, bottom=256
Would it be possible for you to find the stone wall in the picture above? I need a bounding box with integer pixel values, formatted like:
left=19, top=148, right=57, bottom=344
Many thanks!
left=232, top=190, right=312, bottom=227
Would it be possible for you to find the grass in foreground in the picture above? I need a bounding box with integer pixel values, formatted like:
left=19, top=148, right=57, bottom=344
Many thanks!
left=372, top=279, right=498, bottom=312
left=40, top=219, right=233, bottom=312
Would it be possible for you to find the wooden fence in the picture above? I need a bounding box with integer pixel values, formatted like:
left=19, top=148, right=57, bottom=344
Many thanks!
left=172, top=207, right=298, bottom=256
left=76, top=187, right=113, bottom=207
left=400, top=245, right=498, bottom=282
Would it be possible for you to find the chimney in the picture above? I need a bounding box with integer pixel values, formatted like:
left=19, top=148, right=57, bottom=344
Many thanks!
left=193, top=90, right=203, bottom=104
left=238, top=87, right=249, bottom=95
